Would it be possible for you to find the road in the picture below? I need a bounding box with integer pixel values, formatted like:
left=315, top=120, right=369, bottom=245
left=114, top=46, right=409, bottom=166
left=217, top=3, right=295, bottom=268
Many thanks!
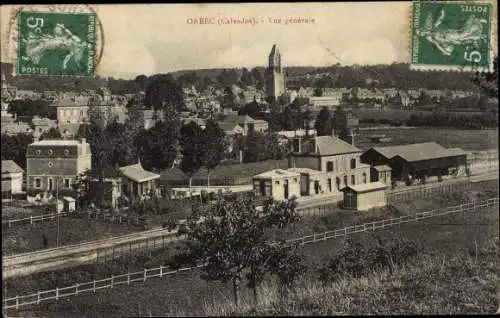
left=3, top=167, right=498, bottom=278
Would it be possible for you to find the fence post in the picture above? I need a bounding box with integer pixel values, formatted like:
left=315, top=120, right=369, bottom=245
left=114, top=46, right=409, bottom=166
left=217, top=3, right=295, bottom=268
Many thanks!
left=144, top=269, right=147, bottom=282
left=15, top=295, right=19, bottom=310
left=30, top=215, right=33, bottom=225
left=111, top=276, right=114, bottom=289
left=75, top=283, right=79, bottom=295
left=37, top=291, right=40, bottom=304
left=9, top=220, right=11, bottom=228
left=129, top=242, right=132, bottom=254
left=160, top=265, right=163, bottom=278
left=128, top=272, right=130, bottom=285
left=93, top=280, right=96, bottom=293
left=56, top=287, right=59, bottom=300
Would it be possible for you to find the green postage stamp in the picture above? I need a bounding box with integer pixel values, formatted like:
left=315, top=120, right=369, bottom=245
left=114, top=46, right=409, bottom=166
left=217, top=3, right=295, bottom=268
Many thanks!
left=16, top=11, right=97, bottom=76
left=411, top=1, right=494, bottom=72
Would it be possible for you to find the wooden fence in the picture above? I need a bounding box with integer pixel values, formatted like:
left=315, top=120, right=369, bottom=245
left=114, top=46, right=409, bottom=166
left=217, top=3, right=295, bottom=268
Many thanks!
left=3, top=197, right=498, bottom=311
left=387, top=180, right=472, bottom=204
left=2, top=211, right=72, bottom=228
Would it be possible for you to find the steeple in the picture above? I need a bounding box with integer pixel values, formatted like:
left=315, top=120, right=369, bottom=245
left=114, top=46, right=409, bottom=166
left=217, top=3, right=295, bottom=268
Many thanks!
left=268, top=44, right=282, bottom=73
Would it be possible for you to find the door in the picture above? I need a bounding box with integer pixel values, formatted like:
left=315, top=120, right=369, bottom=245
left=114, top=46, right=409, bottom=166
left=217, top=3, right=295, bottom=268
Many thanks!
left=284, top=180, right=289, bottom=199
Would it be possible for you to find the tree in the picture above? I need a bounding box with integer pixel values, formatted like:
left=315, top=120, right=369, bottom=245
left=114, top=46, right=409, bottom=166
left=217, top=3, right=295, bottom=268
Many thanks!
left=472, top=56, right=498, bottom=98
left=185, top=195, right=302, bottom=307
left=39, top=127, right=62, bottom=140
left=136, top=120, right=181, bottom=171
left=144, top=76, right=184, bottom=121
left=8, top=99, right=56, bottom=120
left=72, top=168, right=91, bottom=207
left=314, top=107, right=333, bottom=136
left=221, top=86, right=237, bottom=110
left=332, top=106, right=350, bottom=139
left=180, top=122, right=205, bottom=189
left=0, top=133, right=34, bottom=169
left=201, top=121, right=227, bottom=186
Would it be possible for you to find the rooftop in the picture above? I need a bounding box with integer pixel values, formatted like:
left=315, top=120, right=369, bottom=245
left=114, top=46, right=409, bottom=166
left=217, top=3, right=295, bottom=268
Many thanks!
left=253, top=169, right=300, bottom=179
left=1, top=160, right=24, bottom=174
left=30, top=139, right=86, bottom=146
left=344, top=181, right=388, bottom=193
left=314, top=136, right=361, bottom=156
left=370, top=142, right=467, bottom=162
left=119, top=163, right=160, bottom=183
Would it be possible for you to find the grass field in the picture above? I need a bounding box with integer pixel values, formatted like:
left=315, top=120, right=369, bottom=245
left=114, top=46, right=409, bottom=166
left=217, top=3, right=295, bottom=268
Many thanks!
left=356, top=127, right=498, bottom=151
left=1, top=217, right=145, bottom=256
left=5, top=180, right=498, bottom=317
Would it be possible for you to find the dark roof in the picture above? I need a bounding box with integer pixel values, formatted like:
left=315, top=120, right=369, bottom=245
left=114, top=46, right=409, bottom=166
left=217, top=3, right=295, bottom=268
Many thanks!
left=314, top=136, right=361, bottom=156
left=369, top=142, right=465, bottom=162
left=217, top=122, right=243, bottom=132
left=1, top=160, right=24, bottom=174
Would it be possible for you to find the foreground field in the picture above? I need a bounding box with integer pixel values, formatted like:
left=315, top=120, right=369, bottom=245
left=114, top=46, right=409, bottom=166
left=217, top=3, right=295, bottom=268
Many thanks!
left=5, top=180, right=498, bottom=317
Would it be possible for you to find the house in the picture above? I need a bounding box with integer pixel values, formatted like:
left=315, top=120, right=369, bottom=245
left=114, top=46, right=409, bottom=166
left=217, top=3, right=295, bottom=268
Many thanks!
left=219, top=115, right=268, bottom=135
left=1, top=121, right=33, bottom=135
left=218, top=122, right=245, bottom=136
left=252, top=169, right=301, bottom=201
left=1, top=160, right=24, bottom=198
left=142, top=109, right=165, bottom=129
left=32, top=116, right=58, bottom=140
left=118, top=162, right=160, bottom=200
left=287, top=136, right=371, bottom=197
left=26, top=139, right=91, bottom=196
left=342, top=181, right=387, bottom=211
left=308, top=96, right=341, bottom=108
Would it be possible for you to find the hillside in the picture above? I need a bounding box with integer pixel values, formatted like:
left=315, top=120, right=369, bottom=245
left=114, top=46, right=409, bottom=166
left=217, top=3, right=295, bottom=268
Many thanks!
left=2, top=62, right=480, bottom=93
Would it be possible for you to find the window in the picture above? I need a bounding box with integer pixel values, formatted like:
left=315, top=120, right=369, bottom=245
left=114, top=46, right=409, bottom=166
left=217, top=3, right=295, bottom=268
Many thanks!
left=350, top=158, right=356, bottom=169
left=275, top=181, right=280, bottom=185
left=336, top=177, right=341, bottom=190
left=48, top=149, right=53, bottom=155
left=363, top=172, right=367, bottom=183
left=36, top=149, right=41, bottom=155
left=351, top=175, right=355, bottom=185
left=64, top=149, right=69, bottom=156
left=35, top=178, right=42, bottom=188
left=326, top=161, right=334, bottom=172
left=344, top=175, right=348, bottom=186
left=48, top=162, right=53, bottom=167
left=327, top=178, right=332, bottom=192
left=64, top=178, right=71, bottom=188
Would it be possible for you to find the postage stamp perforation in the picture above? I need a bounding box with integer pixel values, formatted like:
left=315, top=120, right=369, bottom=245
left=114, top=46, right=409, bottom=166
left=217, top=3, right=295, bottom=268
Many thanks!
left=7, top=4, right=104, bottom=78
left=410, top=0, right=496, bottom=73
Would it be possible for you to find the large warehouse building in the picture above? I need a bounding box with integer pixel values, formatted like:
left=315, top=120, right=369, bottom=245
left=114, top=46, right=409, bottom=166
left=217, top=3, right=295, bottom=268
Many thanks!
left=360, top=142, right=468, bottom=184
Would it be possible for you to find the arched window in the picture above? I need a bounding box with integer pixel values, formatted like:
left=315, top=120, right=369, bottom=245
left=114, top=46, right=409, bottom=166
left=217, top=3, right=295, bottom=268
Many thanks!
left=351, top=175, right=355, bottom=185
left=336, top=177, right=341, bottom=190
left=350, top=158, right=356, bottom=169
left=327, top=178, right=332, bottom=192
left=344, top=175, right=348, bottom=186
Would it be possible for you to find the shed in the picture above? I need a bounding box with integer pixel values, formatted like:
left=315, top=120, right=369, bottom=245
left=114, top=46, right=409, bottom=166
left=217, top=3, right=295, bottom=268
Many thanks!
left=252, top=169, right=301, bottom=201
left=342, top=181, right=387, bottom=211
left=370, top=165, right=392, bottom=184
left=62, top=196, right=76, bottom=212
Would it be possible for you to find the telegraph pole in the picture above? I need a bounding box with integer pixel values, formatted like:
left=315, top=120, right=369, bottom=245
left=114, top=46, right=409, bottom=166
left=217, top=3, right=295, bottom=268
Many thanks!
left=56, top=176, right=60, bottom=247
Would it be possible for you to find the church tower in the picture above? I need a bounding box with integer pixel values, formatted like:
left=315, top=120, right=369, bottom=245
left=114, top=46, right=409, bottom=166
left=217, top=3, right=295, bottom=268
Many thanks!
left=266, top=44, right=285, bottom=102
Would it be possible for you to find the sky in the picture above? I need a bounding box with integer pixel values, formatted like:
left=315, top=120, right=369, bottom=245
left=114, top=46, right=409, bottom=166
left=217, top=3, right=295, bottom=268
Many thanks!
left=2, top=3, right=418, bottom=79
